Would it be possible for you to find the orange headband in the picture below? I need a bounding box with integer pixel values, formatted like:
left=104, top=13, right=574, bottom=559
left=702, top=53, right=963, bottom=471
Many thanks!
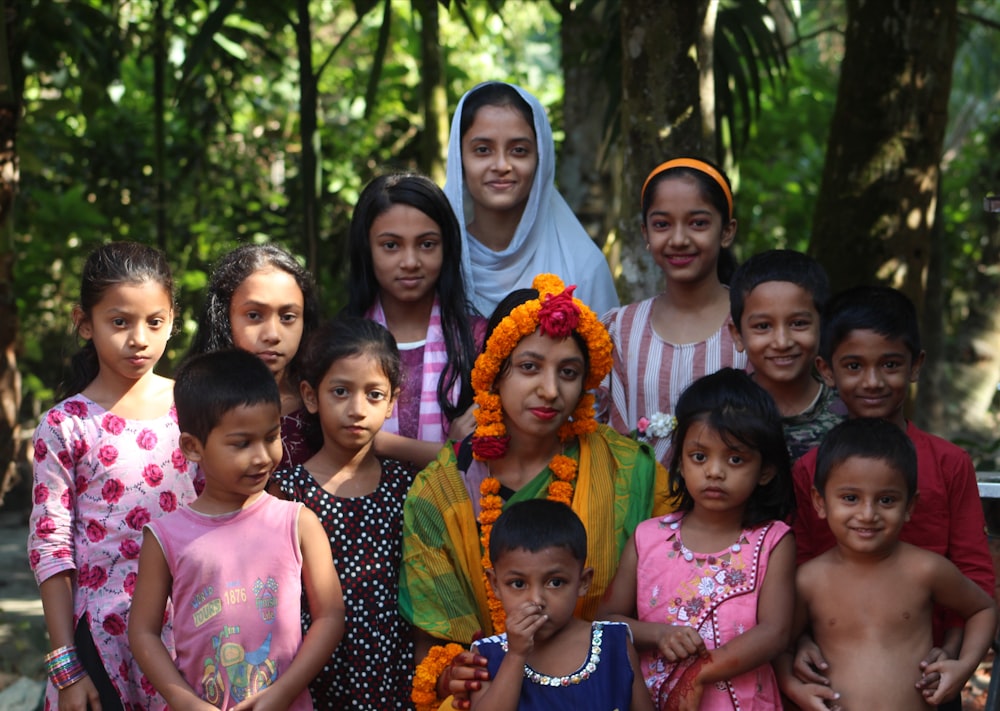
left=640, top=158, right=733, bottom=219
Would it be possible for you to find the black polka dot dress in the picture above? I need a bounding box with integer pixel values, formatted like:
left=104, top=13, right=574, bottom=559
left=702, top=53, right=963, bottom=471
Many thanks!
left=272, top=460, right=416, bottom=710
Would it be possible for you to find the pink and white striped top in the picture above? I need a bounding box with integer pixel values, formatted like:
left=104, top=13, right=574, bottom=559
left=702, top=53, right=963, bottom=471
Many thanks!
left=601, top=296, right=747, bottom=465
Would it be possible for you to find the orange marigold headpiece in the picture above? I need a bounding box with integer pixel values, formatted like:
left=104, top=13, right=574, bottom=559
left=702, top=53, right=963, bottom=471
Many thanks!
left=470, top=273, right=613, bottom=461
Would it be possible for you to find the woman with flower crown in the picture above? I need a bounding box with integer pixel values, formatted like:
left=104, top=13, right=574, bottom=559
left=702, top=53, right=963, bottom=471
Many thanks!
left=400, top=274, right=669, bottom=711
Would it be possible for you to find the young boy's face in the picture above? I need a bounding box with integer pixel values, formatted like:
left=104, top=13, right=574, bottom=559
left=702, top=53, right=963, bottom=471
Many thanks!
left=812, top=455, right=915, bottom=556
left=486, top=545, right=593, bottom=644
left=730, top=281, right=820, bottom=391
left=181, top=402, right=282, bottom=503
left=816, top=329, right=924, bottom=429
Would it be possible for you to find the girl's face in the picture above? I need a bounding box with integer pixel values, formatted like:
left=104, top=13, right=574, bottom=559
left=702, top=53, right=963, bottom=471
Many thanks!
left=76, top=281, right=174, bottom=386
left=495, top=330, right=585, bottom=446
left=642, top=176, right=736, bottom=286
left=678, top=420, right=772, bottom=514
left=369, top=203, right=443, bottom=311
left=461, top=104, right=538, bottom=219
left=229, top=267, right=305, bottom=383
left=301, top=353, right=396, bottom=455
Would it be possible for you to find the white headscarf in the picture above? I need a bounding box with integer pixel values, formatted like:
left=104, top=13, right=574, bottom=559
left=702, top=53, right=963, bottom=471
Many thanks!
left=444, top=82, right=620, bottom=319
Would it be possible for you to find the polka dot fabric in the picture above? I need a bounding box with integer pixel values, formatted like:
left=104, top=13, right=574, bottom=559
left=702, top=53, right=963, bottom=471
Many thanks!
left=272, top=460, right=415, bottom=710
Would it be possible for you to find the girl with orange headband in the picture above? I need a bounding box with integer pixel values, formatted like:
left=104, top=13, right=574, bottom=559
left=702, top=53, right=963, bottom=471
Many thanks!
left=400, top=274, right=670, bottom=711
left=601, top=158, right=747, bottom=466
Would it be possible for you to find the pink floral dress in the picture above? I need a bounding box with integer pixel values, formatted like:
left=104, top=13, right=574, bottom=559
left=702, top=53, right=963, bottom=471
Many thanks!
left=28, top=395, right=201, bottom=710
left=634, top=512, right=790, bottom=710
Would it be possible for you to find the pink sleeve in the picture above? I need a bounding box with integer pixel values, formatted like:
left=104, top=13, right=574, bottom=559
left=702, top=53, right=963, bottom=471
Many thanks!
left=28, top=406, right=80, bottom=584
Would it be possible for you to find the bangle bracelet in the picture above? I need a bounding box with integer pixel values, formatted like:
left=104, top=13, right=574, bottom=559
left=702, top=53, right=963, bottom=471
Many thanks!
left=45, top=645, right=88, bottom=690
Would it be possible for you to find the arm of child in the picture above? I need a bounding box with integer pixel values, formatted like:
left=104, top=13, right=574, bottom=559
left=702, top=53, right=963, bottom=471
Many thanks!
left=596, top=533, right=707, bottom=663
left=920, top=555, right=997, bottom=705
left=626, top=635, right=655, bottom=711
left=374, top=430, right=448, bottom=469
left=233, top=507, right=345, bottom=711
left=774, top=565, right=842, bottom=711
left=678, top=534, right=796, bottom=698
left=414, top=629, right=491, bottom=710
left=38, top=572, right=103, bottom=711
left=128, top=530, right=217, bottom=710
left=468, top=601, right=546, bottom=711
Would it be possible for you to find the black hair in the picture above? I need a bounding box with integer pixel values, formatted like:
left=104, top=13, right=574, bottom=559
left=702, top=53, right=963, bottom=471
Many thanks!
left=818, top=285, right=921, bottom=363
left=459, top=82, right=535, bottom=140
left=344, top=173, right=478, bottom=420
left=482, top=288, right=590, bottom=385
left=814, top=417, right=917, bottom=500
left=174, top=349, right=281, bottom=443
left=60, top=241, right=175, bottom=400
left=187, top=243, right=320, bottom=384
left=667, top=368, right=794, bottom=527
left=729, top=250, right=831, bottom=331
left=298, top=316, right=402, bottom=394
left=640, top=157, right=737, bottom=284
left=489, top=499, right=587, bottom=566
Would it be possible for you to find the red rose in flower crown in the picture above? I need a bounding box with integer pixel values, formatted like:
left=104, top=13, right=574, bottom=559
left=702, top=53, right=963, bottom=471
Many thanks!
left=471, top=434, right=511, bottom=460
left=537, top=286, right=580, bottom=339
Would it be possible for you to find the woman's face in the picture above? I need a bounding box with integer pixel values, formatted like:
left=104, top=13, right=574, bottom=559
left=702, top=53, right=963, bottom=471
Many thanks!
left=495, top=329, right=585, bottom=445
left=461, top=104, right=538, bottom=219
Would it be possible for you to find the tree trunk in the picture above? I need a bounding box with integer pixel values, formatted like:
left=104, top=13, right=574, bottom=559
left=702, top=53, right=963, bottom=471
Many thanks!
left=809, top=0, right=958, bottom=306
left=617, top=0, right=711, bottom=302
left=416, top=0, right=447, bottom=183
left=0, top=0, right=23, bottom=509
left=558, top=0, right=613, bottom=245
left=296, top=0, right=320, bottom=272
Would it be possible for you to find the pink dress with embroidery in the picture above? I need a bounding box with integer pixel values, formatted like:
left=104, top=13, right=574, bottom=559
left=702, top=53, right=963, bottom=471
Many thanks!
left=634, top=512, right=789, bottom=710
left=28, top=395, right=201, bottom=710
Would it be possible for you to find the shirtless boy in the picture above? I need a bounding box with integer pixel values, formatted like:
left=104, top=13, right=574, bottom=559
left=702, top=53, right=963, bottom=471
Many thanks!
left=777, top=418, right=996, bottom=710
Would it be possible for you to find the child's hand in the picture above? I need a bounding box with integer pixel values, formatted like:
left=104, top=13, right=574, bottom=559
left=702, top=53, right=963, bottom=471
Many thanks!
left=655, top=624, right=706, bottom=662
left=504, top=601, right=548, bottom=658
left=920, top=659, right=969, bottom=705
left=448, top=405, right=478, bottom=442
left=780, top=677, right=842, bottom=711
left=664, top=655, right=708, bottom=711
left=58, top=675, right=102, bottom=711
left=442, top=650, right=490, bottom=709
left=232, top=687, right=292, bottom=711
left=914, top=646, right=946, bottom=695
left=792, top=634, right=830, bottom=685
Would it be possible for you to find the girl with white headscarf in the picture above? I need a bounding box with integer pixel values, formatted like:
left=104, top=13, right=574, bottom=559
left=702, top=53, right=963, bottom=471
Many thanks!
left=444, top=81, right=619, bottom=317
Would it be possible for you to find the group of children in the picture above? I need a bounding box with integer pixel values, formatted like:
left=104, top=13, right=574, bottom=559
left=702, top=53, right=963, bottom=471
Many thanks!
left=25, top=77, right=998, bottom=711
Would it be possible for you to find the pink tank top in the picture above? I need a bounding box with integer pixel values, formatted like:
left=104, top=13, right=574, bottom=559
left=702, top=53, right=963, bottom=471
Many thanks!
left=634, top=512, right=790, bottom=710
left=147, top=494, right=312, bottom=710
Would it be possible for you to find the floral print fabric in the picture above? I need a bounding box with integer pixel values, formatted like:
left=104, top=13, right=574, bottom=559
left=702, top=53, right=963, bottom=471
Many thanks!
left=29, top=395, right=200, bottom=710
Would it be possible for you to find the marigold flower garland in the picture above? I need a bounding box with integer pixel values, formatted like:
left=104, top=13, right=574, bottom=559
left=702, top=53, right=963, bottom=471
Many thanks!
left=411, top=274, right=614, bottom=711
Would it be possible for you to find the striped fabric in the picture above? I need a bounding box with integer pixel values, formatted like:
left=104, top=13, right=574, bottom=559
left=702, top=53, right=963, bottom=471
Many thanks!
left=602, top=296, right=747, bottom=465
left=366, top=296, right=456, bottom=443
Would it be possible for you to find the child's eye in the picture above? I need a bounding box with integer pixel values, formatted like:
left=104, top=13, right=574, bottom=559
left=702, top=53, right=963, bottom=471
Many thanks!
left=841, top=494, right=857, bottom=503
left=728, top=455, right=744, bottom=465
left=420, top=239, right=439, bottom=251
left=791, top=319, right=812, bottom=329
left=148, top=318, right=165, bottom=328
left=547, top=578, right=566, bottom=588
left=690, top=218, right=711, bottom=229
left=368, top=390, right=386, bottom=402
left=842, top=362, right=861, bottom=371
left=266, top=434, right=280, bottom=444
left=332, top=387, right=349, bottom=397
left=245, top=310, right=262, bottom=321
left=280, top=313, right=299, bottom=324
left=112, top=318, right=127, bottom=327
left=750, top=322, right=770, bottom=332
left=879, top=495, right=898, bottom=505
left=882, top=360, right=902, bottom=370
left=690, top=452, right=706, bottom=463
left=650, top=219, right=670, bottom=230
left=509, top=579, right=525, bottom=590
left=381, top=240, right=399, bottom=251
